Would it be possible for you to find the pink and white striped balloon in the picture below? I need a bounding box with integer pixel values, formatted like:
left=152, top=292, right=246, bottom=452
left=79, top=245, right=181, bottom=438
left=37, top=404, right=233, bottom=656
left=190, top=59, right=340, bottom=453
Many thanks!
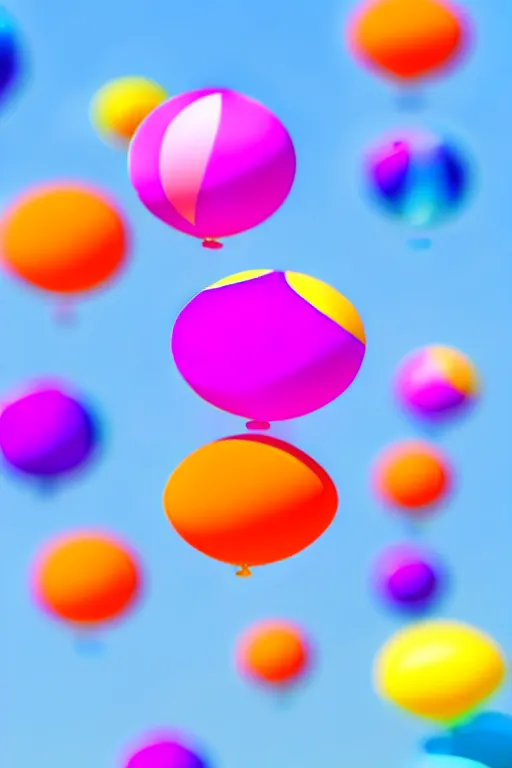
left=128, top=88, right=297, bottom=249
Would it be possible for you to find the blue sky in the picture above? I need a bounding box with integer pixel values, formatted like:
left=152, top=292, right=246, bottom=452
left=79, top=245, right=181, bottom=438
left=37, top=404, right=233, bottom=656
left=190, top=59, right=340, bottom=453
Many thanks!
left=3, top=1, right=512, bottom=767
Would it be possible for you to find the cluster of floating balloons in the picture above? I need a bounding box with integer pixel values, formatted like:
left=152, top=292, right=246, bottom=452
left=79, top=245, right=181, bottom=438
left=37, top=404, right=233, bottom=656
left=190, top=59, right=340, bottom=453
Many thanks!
left=165, top=268, right=366, bottom=576
left=2, top=6, right=505, bottom=768
left=368, top=344, right=479, bottom=616
left=367, top=342, right=493, bottom=750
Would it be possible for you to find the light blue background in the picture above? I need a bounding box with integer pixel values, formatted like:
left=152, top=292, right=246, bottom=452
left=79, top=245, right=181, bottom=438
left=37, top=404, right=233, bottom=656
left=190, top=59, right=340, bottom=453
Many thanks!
left=3, top=1, right=511, bottom=767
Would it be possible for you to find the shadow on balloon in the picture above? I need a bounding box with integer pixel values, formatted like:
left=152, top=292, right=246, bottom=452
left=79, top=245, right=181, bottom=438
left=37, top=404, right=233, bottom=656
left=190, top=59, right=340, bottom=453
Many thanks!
left=423, top=711, right=512, bottom=768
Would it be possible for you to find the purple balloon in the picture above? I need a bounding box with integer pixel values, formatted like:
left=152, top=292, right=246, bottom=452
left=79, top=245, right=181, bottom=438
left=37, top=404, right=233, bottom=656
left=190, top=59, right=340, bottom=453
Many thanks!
left=126, top=740, right=208, bottom=768
left=373, top=544, right=445, bottom=613
left=0, top=382, right=99, bottom=478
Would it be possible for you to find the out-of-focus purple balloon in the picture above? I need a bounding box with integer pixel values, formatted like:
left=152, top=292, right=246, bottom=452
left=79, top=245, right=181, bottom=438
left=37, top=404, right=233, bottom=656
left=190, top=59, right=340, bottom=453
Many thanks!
left=125, top=738, right=209, bottom=768
left=373, top=543, right=446, bottom=614
left=0, top=380, right=100, bottom=479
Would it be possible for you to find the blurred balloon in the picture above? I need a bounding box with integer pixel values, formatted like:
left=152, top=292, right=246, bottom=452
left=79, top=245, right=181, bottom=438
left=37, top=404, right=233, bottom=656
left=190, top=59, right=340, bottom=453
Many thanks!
left=0, top=182, right=129, bottom=311
left=424, top=712, right=512, bottom=768
left=395, top=345, right=479, bottom=427
left=128, top=88, right=296, bottom=249
left=163, top=434, right=338, bottom=576
left=124, top=734, right=210, bottom=768
left=0, top=380, right=101, bottom=485
left=32, top=531, right=142, bottom=627
left=91, top=76, right=167, bottom=147
left=364, top=128, right=472, bottom=230
left=172, top=270, right=366, bottom=428
left=236, top=619, right=312, bottom=690
left=372, top=440, right=452, bottom=516
left=347, top=0, right=471, bottom=84
left=0, top=7, right=21, bottom=105
left=414, top=756, right=489, bottom=768
left=374, top=620, right=506, bottom=724
left=373, top=543, right=447, bottom=614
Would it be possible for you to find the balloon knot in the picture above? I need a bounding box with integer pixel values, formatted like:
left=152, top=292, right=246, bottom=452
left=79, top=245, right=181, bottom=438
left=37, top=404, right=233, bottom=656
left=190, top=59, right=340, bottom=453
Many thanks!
left=246, top=420, right=271, bottom=431
left=202, top=238, right=223, bottom=250
left=236, top=564, right=252, bottom=578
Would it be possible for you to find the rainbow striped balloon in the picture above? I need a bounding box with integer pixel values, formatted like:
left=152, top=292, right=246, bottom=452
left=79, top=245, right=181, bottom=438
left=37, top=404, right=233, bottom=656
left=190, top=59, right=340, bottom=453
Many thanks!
left=395, top=345, right=479, bottom=424
left=171, top=270, right=366, bottom=425
left=128, top=89, right=296, bottom=249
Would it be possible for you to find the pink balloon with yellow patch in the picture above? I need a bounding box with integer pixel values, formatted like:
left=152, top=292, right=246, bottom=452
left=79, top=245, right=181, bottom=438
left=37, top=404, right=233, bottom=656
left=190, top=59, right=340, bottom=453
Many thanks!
left=128, top=88, right=296, bottom=249
left=395, top=345, right=479, bottom=424
left=171, top=270, right=366, bottom=429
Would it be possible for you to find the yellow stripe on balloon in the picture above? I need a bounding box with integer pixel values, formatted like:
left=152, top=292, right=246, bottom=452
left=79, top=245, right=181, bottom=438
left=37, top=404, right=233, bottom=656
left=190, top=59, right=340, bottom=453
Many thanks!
left=285, top=272, right=366, bottom=344
left=206, top=269, right=273, bottom=290
left=430, top=346, right=479, bottom=396
left=159, top=93, right=223, bottom=226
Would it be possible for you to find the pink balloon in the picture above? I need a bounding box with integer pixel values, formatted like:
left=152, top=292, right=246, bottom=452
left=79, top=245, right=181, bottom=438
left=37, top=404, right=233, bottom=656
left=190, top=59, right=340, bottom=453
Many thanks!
left=128, top=88, right=296, bottom=247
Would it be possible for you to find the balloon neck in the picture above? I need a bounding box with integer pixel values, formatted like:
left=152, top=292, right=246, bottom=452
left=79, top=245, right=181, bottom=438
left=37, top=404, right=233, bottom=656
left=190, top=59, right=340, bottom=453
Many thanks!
left=36, top=477, right=57, bottom=496
left=202, top=238, right=223, bottom=250
left=74, top=628, right=104, bottom=656
left=235, top=564, right=252, bottom=578
left=408, top=237, right=432, bottom=251
left=54, top=300, right=77, bottom=325
left=246, top=420, right=271, bottom=431
left=396, top=88, right=425, bottom=112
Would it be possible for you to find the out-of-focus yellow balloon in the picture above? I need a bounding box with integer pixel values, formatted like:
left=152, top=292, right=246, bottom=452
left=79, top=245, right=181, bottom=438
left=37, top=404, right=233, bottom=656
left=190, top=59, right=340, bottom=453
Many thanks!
left=90, top=77, right=167, bottom=146
left=374, top=620, right=506, bottom=725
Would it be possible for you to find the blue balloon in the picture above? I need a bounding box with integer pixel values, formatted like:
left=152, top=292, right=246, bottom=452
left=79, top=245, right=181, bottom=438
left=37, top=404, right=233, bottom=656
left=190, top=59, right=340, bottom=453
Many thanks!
left=424, top=713, right=512, bottom=768
left=365, top=129, right=472, bottom=229
left=0, top=7, right=20, bottom=101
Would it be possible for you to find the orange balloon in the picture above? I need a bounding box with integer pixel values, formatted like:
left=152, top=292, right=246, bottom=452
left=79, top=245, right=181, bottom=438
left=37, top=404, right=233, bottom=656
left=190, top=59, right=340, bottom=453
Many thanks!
left=236, top=620, right=312, bottom=687
left=32, top=531, right=141, bottom=626
left=163, top=434, right=338, bottom=576
left=372, top=440, right=452, bottom=514
left=0, top=183, right=129, bottom=294
left=347, top=0, right=469, bottom=81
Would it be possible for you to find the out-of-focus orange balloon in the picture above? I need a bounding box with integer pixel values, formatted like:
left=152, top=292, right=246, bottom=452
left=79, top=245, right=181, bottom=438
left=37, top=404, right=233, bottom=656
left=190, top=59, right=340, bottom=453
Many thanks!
left=163, top=434, right=338, bottom=576
left=32, top=531, right=142, bottom=626
left=347, top=0, right=470, bottom=82
left=372, top=440, right=452, bottom=514
left=0, top=183, right=129, bottom=295
left=236, top=620, right=312, bottom=688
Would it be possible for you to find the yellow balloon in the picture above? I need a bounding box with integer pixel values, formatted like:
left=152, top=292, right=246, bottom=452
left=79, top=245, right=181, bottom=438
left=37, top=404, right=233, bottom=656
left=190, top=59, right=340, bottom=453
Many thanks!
left=374, top=620, right=506, bottom=724
left=90, top=76, right=167, bottom=146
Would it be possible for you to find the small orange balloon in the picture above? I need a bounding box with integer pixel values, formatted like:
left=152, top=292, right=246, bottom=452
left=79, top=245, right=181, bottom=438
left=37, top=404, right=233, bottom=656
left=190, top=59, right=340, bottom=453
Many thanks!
left=236, top=620, right=311, bottom=688
left=163, top=434, right=338, bottom=576
left=347, top=0, right=469, bottom=82
left=0, top=182, right=129, bottom=294
left=372, top=440, right=452, bottom=514
left=32, top=531, right=141, bottom=626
